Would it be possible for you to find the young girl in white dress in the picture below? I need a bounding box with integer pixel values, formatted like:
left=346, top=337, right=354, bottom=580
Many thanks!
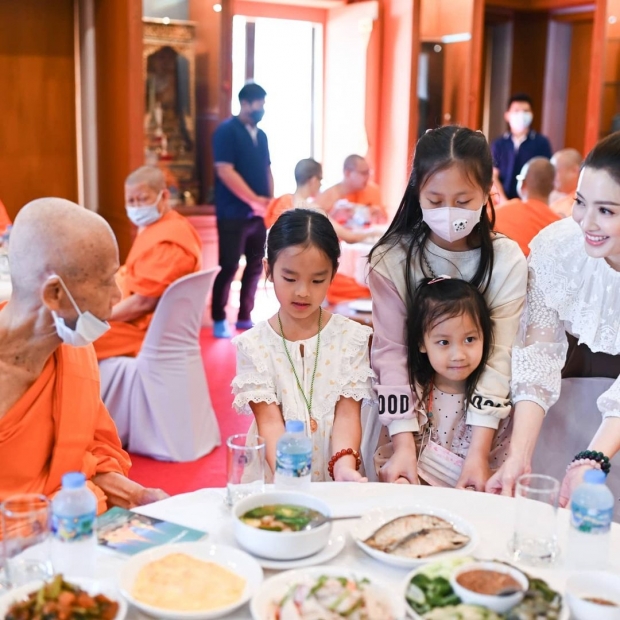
left=232, top=208, right=375, bottom=482
left=375, top=277, right=510, bottom=486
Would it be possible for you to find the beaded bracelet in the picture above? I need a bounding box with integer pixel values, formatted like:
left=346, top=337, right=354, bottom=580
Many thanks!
left=566, top=458, right=602, bottom=474
left=571, top=450, right=611, bottom=475
left=328, top=448, right=362, bottom=480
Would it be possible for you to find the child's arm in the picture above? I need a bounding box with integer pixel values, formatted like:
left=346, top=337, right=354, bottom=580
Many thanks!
left=332, top=397, right=367, bottom=482
left=456, top=426, right=494, bottom=491
left=249, top=402, right=285, bottom=474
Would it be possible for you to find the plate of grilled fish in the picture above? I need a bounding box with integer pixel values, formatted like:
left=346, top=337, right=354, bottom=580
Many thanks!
left=350, top=506, right=478, bottom=568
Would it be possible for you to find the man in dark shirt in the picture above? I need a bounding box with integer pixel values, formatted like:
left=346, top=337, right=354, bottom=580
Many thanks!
left=211, top=83, right=273, bottom=338
left=491, top=93, right=552, bottom=202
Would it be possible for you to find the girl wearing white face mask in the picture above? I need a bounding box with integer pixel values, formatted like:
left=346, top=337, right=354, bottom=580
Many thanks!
left=366, top=126, right=527, bottom=489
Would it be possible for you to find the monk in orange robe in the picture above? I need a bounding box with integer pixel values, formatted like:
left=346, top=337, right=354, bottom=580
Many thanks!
left=495, top=157, right=560, bottom=256
left=0, top=199, right=11, bottom=235
left=0, top=198, right=167, bottom=513
left=549, top=148, right=581, bottom=218
left=94, top=166, right=202, bottom=360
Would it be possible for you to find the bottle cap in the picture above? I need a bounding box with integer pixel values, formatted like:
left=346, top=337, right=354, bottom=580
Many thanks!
left=584, top=469, right=606, bottom=484
left=62, top=472, right=86, bottom=489
left=285, top=420, right=305, bottom=433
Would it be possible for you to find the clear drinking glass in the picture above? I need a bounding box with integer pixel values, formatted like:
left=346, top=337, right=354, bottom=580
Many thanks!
left=511, top=474, right=560, bottom=566
left=226, top=434, right=266, bottom=506
left=1, top=494, right=53, bottom=588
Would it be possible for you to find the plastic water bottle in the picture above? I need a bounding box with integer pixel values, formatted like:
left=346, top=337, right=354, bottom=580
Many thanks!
left=51, top=472, right=97, bottom=578
left=566, top=469, right=614, bottom=570
left=274, top=420, right=313, bottom=491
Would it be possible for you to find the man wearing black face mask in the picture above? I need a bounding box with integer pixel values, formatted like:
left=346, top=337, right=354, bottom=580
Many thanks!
left=211, top=82, right=273, bottom=338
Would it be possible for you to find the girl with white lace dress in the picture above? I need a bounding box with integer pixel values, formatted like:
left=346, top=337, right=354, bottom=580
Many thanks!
left=488, top=131, right=620, bottom=504
left=232, top=208, right=375, bottom=482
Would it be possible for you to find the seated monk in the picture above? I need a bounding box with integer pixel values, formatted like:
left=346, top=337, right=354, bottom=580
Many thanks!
left=0, top=198, right=10, bottom=234
left=495, top=157, right=560, bottom=256
left=0, top=198, right=167, bottom=514
left=94, top=166, right=202, bottom=360
left=549, top=148, right=582, bottom=218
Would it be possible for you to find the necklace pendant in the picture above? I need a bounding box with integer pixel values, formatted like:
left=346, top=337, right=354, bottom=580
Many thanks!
left=309, top=417, right=318, bottom=433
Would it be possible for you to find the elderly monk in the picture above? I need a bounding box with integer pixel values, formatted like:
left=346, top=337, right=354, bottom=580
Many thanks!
left=549, top=148, right=582, bottom=218
left=93, top=166, right=202, bottom=360
left=0, top=198, right=167, bottom=514
left=495, top=157, right=559, bottom=256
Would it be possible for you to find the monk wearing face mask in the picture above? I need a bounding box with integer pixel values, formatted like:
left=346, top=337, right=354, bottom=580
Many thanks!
left=0, top=198, right=167, bottom=513
left=93, top=165, right=202, bottom=360
left=491, top=93, right=552, bottom=203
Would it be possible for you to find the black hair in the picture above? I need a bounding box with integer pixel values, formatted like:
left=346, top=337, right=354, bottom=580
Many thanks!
left=507, top=93, right=533, bottom=110
left=369, top=125, right=496, bottom=306
left=238, top=82, right=267, bottom=104
left=266, top=208, right=340, bottom=278
left=294, top=159, right=322, bottom=186
left=407, top=277, right=494, bottom=410
left=583, top=131, right=620, bottom=187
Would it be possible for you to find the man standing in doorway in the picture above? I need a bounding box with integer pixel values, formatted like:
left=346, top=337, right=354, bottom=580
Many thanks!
left=211, top=82, right=273, bottom=339
left=491, top=93, right=552, bottom=202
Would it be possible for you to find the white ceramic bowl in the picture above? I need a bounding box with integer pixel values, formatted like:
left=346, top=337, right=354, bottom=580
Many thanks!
left=119, top=541, right=263, bottom=620
left=232, top=491, right=332, bottom=560
left=565, top=571, right=620, bottom=620
left=449, top=561, right=528, bottom=614
left=0, top=577, right=127, bottom=620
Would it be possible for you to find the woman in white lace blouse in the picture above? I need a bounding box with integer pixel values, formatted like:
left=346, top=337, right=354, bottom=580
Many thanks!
left=487, top=132, right=620, bottom=503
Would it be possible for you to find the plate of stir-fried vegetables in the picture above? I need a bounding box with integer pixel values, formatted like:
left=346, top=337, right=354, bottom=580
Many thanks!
left=0, top=574, right=126, bottom=620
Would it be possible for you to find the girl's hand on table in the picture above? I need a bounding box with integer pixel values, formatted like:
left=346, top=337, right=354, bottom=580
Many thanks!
left=456, top=455, right=491, bottom=491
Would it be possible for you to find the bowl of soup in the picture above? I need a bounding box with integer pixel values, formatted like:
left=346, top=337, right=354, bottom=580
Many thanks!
left=232, top=491, right=332, bottom=560
left=450, top=561, right=528, bottom=613
left=566, top=572, right=620, bottom=620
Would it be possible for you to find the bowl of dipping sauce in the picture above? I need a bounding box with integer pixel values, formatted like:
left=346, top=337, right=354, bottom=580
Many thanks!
left=232, top=491, right=332, bottom=560
left=450, top=561, right=528, bottom=614
left=566, top=571, right=620, bottom=620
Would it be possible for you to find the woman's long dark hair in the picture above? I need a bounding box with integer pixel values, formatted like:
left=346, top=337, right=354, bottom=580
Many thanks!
left=369, top=126, right=496, bottom=300
left=583, top=131, right=620, bottom=185
left=408, top=278, right=494, bottom=409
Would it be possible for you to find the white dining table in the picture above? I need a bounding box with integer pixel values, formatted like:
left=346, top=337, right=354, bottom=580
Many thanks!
left=90, top=482, right=620, bottom=619
left=0, top=276, right=11, bottom=302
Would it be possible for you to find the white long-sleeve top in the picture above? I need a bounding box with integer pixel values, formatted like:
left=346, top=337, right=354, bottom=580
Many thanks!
left=512, top=217, right=620, bottom=418
left=369, top=234, right=527, bottom=436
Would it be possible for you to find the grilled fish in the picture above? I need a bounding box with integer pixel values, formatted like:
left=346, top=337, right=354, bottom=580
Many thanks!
left=363, top=514, right=450, bottom=552
left=390, top=526, right=470, bottom=558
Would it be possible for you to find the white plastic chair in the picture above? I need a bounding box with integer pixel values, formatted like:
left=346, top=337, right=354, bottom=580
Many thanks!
left=99, top=268, right=222, bottom=462
left=532, top=377, right=620, bottom=520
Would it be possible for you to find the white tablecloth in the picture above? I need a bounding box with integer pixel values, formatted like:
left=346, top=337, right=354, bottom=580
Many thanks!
left=91, top=483, right=619, bottom=619
left=338, top=242, right=373, bottom=287
left=0, top=278, right=11, bottom=302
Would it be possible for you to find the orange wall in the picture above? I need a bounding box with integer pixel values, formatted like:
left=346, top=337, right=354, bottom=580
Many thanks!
left=233, top=1, right=326, bottom=23
left=0, top=0, right=78, bottom=218
left=421, top=0, right=473, bottom=38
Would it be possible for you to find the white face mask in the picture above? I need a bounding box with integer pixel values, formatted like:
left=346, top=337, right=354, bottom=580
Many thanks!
left=125, top=191, right=163, bottom=227
left=508, top=111, right=533, bottom=134
left=421, top=206, right=484, bottom=242
left=51, top=277, right=110, bottom=347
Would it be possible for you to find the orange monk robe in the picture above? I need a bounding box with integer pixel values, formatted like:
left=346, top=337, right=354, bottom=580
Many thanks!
left=327, top=273, right=371, bottom=305
left=550, top=194, right=575, bottom=219
left=0, top=199, right=11, bottom=234
left=0, top=336, right=131, bottom=515
left=265, top=194, right=294, bottom=228
left=495, top=198, right=560, bottom=256
left=345, top=181, right=388, bottom=220
left=94, top=210, right=202, bottom=360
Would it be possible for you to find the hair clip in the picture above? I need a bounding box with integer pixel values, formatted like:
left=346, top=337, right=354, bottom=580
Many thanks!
left=428, top=275, right=452, bottom=285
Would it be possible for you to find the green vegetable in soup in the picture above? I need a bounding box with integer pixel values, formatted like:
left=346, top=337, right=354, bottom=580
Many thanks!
left=240, top=504, right=323, bottom=531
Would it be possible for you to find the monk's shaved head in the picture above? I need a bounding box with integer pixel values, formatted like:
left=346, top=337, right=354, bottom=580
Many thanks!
left=551, top=148, right=582, bottom=195
left=9, top=198, right=119, bottom=298
left=551, top=148, right=582, bottom=169
left=125, top=166, right=166, bottom=192
left=343, top=154, right=366, bottom=171
left=521, top=158, right=555, bottom=201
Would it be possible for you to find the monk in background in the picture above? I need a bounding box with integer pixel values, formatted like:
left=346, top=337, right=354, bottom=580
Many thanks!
left=94, top=166, right=202, bottom=360
left=495, top=157, right=559, bottom=256
left=549, top=148, right=582, bottom=218
left=0, top=198, right=167, bottom=513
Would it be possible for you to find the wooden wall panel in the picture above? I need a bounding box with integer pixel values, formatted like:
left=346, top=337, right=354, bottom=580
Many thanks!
left=94, top=0, right=144, bottom=261
left=0, top=0, right=77, bottom=219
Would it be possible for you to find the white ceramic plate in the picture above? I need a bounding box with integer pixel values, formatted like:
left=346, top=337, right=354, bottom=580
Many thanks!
left=255, top=531, right=346, bottom=570
left=350, top=505, right=478, bottom=569
left=348, top=299, right=373, bottom=313
left=0, top=577, right=127, bottom=620
left=250, top=566, right=406, bottom=620
left=119, top=541, right=263, bottom=620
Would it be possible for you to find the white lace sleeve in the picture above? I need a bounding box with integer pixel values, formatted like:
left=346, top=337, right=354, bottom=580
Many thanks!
left=597, top=376, right=620, bottom=419
left=231, top=338, right=279, bottom=415
left=335, top=323, right=376, bottom=404
left=511, top=268, right=569, bottom=412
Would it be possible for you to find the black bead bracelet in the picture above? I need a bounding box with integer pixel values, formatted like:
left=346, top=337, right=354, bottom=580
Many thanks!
left=572, top=450, right=611, bottom=475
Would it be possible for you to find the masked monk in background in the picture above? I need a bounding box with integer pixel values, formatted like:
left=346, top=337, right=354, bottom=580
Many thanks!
left=0, top=198, right=167, bottom=513
left=94, top=166, right=202, bottom=360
